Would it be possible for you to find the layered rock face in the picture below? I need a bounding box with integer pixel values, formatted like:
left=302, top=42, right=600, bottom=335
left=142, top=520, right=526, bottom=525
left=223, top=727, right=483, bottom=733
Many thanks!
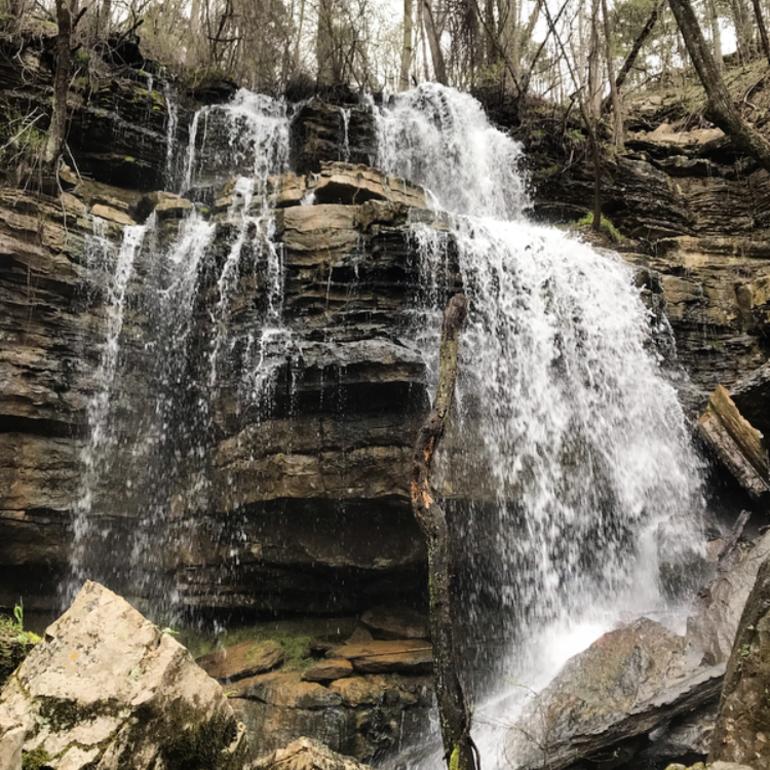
left=1, top=41, right=769, bottom=628
left=516, top=109, right=770, bottom=407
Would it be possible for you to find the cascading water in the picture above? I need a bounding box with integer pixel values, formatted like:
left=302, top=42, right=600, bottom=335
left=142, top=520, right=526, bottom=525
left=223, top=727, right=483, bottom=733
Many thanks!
left=376, top=84, right=704, bottom=765
left=67, top=92, right=291, bottom=615
left=67, top=78, right=705, bottom=764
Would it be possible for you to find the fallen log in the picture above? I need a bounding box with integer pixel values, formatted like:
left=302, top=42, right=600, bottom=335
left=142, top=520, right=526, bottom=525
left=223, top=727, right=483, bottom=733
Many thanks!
left=698, top=384, right=770, bottom=499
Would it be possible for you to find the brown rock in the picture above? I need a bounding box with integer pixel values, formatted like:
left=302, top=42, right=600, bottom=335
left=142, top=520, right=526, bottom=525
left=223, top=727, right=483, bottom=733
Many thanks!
left=234, top=671, right=342, bottom=709
left=327, top=640, right=432, bottom=674
left=197, top=639, right=285, bottom=682
left=251, top=737, right=372, bottom=770
left=313, top=162, right=427, bottom=208
left=360, top=605, right=428, bottom=640
left=90, top=202, right=136, bottom=226
left=301, top=658, right=353, bottom=683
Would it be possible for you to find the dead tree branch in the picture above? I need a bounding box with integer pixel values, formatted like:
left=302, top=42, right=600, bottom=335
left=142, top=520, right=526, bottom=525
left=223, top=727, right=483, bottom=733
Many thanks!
left=411, top=293, right=478, bottom=770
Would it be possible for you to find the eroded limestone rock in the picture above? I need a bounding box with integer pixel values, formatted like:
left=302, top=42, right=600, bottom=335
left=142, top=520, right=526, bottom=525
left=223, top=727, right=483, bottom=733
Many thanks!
left=0, top=581, right=246, bottom=770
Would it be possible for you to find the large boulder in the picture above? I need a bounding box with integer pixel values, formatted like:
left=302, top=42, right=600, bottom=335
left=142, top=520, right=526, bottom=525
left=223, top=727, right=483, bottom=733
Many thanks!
left=687, top=531, right=770, bottom=666
left=710, top=556, right=770, bottom=766
left=507, top=617, right=722, bottom=770
left=0, top=581, right=246, bottom=770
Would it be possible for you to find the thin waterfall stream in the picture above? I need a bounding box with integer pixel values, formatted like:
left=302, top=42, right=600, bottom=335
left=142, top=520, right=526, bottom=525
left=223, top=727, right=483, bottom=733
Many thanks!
left=66, top=83, right=705, bottom=766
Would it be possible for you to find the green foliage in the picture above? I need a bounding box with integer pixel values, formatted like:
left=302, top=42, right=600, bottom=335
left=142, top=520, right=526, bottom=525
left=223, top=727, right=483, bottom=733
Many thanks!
left=575, top=212, right=626, bottom=244
left=21, top=747, right=52, bottom=770
left=0, top=103, right=47, bottom=170
left=0, top=601, right=40, bottom=686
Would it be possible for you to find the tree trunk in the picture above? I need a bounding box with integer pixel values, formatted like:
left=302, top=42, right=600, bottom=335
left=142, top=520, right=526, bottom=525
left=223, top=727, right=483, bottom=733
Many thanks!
left=96, top=0, right=111, bottom=41
left=601, top=0, right=663, bottom=113
left=728, top=0, right=755, bottom=61
left=411, top=294, right=477, bottom=770
left=587, top=0, right=602, bottom=119
left=422, top=0, right=448, bottom=84
left=601, top=0, right=623, bottom=149
left=707, top=0, right=722, bottom=71
left=316, top=0, right=336, bottom=86
left=751, top=0, right=770, bottom=67
left=43, top=0, right=73, bottom=171
left=669, top=0, right=770, bottom=173
left=400, top=0, right=415, bottom=90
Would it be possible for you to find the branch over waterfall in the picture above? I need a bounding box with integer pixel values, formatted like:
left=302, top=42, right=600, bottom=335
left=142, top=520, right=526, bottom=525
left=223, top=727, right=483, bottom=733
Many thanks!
left=410, top=293, right=478, bottom=770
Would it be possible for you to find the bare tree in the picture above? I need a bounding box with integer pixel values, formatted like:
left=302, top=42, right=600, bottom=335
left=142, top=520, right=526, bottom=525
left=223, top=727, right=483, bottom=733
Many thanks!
left=411, top=293, right=478, bottom=770
left=669, top=0, right=770, bottom=172
left=751, top=0, right=770, bottom=67
left=400, top=0, right=414, bottom=89
left=43, top=0, right=75, bottom=171
left=601, top=0, right=623, bottom=149
left=422, top=0, right=448, bottom=83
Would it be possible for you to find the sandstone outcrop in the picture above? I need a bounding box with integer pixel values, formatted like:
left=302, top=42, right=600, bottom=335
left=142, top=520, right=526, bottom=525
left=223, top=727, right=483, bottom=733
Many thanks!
left=0, top=580, right=247, bottom=770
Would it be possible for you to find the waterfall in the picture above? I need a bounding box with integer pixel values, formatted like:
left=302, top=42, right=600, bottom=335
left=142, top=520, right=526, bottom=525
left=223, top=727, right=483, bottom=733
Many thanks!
left=376, top=84, right=704, bottom=764
left=67, top=92, right=291, bottom=615
left=67, top=220, right=148, bottom=602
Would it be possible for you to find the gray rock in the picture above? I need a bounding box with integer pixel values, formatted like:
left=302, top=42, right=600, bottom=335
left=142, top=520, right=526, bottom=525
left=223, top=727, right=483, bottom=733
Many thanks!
left=0, top=580, right=247, bottom=770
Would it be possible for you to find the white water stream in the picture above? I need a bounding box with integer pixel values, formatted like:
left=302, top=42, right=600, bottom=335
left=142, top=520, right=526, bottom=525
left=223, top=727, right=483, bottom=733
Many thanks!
left=68, top=82, right=704, bottom=765
left=376, top=84, right=705, bottom=767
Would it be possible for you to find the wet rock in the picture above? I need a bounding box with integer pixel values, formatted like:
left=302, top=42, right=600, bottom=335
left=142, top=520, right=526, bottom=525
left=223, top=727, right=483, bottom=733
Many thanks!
left=710, top=556, right=770, bottom=766
left=687, top=531, right=770, bottom=665
left=508, top=617, right=723, bottom=770
left=0, top=580, right=247, bottom=769
left=231, top=670, right=431, bottom=763
left=312, top=162, right=427, bottom=208
left=197, top=640, right=285, bottom=682
left=90, top=202, right=136, bottom=226
left=327, top=640, right=432, bottom=674
left=135, top=191, right=194, bottom=223
left=697, top=385, right=770, bottom=499
left=302, top=659, right=354, bottom=683
left=290, top=98, right=377, bottom=174
left=360, top=606, right=428, bottom=640
left=251, top=738, right=372, bottom=770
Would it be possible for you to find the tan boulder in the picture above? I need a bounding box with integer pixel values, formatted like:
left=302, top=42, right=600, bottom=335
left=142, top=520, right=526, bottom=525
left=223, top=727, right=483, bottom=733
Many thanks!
left=250, top=737, right=371, bottom=770
left=90, top=203, right=136, bottom=226
left=0, top=580, right=246, bottom=770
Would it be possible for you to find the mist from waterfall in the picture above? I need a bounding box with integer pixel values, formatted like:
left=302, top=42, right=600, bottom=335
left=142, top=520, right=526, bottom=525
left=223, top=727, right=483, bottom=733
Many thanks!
left=376, top=83, right=705, bottom=766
